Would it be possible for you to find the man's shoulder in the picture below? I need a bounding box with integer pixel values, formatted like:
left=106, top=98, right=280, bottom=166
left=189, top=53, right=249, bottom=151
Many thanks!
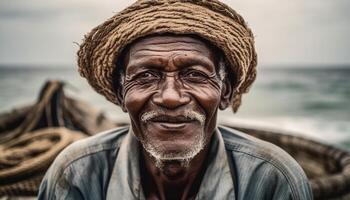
left=38, top=127, right=130, bottom=199
left=219, top=125, right=313, bottom=199
left=219, top=125, right=306, bottom=176
left=46, top=126, right=129, bottom=179
left=219, top=125, right=297, bottom=165
left=53, top=126, right=129, bottom=167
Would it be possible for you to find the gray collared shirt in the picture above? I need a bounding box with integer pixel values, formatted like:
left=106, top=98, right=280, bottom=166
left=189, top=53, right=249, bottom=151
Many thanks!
left=38, top=126, right=313, bottom=199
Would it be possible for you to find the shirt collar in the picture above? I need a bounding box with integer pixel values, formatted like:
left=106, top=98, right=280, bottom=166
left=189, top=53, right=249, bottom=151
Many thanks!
left=107, top=127, right=234, bottom=200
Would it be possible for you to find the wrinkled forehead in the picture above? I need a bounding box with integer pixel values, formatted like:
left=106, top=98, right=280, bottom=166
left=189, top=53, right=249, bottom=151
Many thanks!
left=130, top=35, right=213, bottom=55
left=122, top=34, right=219, bottom=68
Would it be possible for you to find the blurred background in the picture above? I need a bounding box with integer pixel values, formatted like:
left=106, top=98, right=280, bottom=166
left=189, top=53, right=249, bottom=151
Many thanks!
left=0, top=0, right=349, bottom=147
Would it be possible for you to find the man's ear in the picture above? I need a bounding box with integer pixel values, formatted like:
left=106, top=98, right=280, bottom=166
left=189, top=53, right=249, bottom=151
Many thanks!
left=114, top=77, right=128, bottom=113
left=219, top=77, right=233, bottom=110
left=115, top=49, right=130, bottom=113
left=117, top=87, right=128, bottom=113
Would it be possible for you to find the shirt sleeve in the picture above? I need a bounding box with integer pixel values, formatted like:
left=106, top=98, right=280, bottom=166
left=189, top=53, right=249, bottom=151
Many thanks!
left=37, top=164, right=84, bottom=200
left=231, top=150, right=313, bottom=200
left=36, top=141, right=87, bottom=200
left=271, top=170, right=313, bottom=200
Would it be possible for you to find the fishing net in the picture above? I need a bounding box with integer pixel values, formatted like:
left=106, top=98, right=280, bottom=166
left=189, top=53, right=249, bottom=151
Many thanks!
left=0, top=128, right=85, bottom=196
left=0, top=81, right=116, bottom=197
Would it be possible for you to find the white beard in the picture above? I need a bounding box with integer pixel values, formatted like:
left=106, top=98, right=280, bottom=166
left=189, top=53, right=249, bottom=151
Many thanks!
left=139, top=109, right=207, bottom=170
left=140, top=129, right=206, bottom=170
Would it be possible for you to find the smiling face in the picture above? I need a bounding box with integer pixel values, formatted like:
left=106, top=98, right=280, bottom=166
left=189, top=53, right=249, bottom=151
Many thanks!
left=117, top=35, right=231, bottom=168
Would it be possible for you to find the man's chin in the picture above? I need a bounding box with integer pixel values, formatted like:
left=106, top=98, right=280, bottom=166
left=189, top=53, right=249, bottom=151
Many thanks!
left=138, top=121, right=207, bottom=170
left=155, top=158, right=191, bottom=172
left=142, top=159, right=189, bottom=179
left=141, top=139, right=205, bottom=170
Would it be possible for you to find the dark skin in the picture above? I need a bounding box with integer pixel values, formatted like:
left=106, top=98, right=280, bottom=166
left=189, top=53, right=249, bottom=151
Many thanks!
left=117, top=35, right=233, bottom=200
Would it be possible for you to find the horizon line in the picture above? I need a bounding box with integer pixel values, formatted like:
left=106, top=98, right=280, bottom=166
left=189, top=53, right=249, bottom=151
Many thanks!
left=0, top=63, right=350, bottom=69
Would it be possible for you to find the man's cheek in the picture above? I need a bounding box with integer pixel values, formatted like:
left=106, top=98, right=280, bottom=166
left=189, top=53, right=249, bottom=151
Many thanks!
left=124, top=89, right=153, bottom=114
left=187, top=87, right=221, bottom=108
left=124, top=90, right=143, bottom=113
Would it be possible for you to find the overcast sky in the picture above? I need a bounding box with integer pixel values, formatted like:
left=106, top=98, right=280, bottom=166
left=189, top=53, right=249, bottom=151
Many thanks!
left=0, top=0, right=349, bottom=67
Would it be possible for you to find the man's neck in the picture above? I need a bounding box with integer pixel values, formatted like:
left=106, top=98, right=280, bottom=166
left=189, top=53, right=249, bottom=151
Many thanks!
left=140, top=145, right=210, bottom=200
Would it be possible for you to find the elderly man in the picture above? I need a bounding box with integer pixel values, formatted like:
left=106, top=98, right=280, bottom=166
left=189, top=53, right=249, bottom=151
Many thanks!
left=38, top=0, right=312, bottom=199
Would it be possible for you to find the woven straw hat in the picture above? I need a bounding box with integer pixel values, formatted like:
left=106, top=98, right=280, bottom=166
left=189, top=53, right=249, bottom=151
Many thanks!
left=77, top=0, right=257, bottom=112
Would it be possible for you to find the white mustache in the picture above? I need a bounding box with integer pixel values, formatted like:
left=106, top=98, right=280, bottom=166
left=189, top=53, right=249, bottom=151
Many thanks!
left=140, top=109, right=206, bottom=125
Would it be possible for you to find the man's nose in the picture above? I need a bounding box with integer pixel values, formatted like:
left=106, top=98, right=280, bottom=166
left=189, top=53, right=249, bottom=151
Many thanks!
left=152, top=76, right=190, bottom=109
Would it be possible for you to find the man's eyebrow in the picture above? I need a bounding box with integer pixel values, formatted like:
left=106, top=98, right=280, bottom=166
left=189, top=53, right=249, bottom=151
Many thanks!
left=134, top=48, right=204, bottom=53
left=126, top=57, right=166, bottom=70
left=126, top=53, right=215, bottom=73
left=173, top=55, right=215, bottom=71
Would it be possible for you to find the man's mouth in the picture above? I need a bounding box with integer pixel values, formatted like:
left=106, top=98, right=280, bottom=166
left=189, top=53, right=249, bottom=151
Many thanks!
left=150, top=115, right=195, bottom=123
left=147, top=115, right=197, bottom=130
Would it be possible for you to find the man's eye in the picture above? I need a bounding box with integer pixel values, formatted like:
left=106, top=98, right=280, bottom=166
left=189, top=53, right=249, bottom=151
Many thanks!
left=140, top=72, right=154, bottom=78
left=182, top=70, right=208, bottom=82
left=188, top=71, right=205, bottom=77
left=137, top=71, right=159, bottom=81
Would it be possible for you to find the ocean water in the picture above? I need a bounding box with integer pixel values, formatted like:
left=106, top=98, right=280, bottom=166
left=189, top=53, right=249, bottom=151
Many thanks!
left=0, top=67, right=349, bottom=148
